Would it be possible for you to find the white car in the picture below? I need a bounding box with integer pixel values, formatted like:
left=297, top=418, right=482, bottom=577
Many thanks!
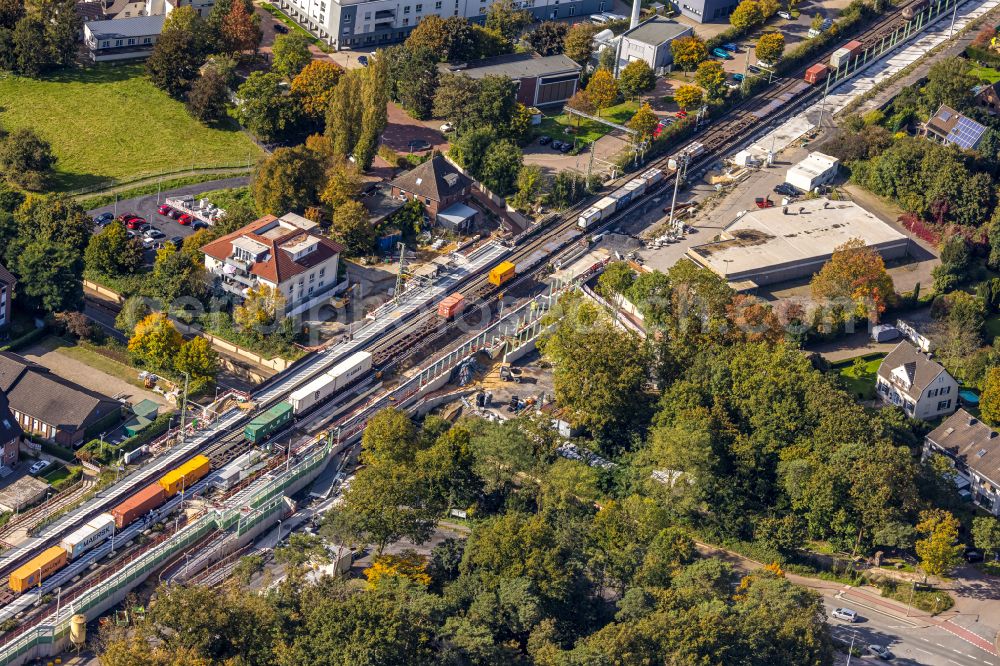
left=440, top=122, right=455, bottom=133
left=143, top=229, right=166, bottom=240
left=831, top=607, right=857, bottom=622
left=778, top=10, right=792, bottom=19
left=29, top=460, right=51, bottom=476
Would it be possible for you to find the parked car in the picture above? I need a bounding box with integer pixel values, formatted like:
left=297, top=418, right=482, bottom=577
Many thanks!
left=757, top=60, right=776, bottom=70
left=440, top=122, right=454, bottom=133
left=778, top=9, right=792, bottom=18
left=93, top=212, right=114, bottom=226
left=144, top=229, right=166, bottom=242
left=158, top=204, right=173, bottom=216
left=676, top=110, right=688, bottom=118
left=559, top=141, right=572, bottom=153
left=733, top=73, right=744, bottom=81
left=867, top=645, right=893, bottom=660
left=747, top=64, right=763, bottom=74
left=29, top=460, right=51, bottom=476
left=357, top=55, right=369, bottom=66
left=538, top=135, right=552, bottom=145
left=125, top=217, right=147, bottom=230
left=831, top=608, right=858, bottom=622
left=273, top=23, right=289, bottom=33
left=551, top=140, right=564, bottom=150
left=178, top=214, right=193, bottom=225
left=722, top=42, right=738, bottom=52
left=192, top=220, right=209, bottom=230
left=407, top=139, right=430, bottom=152
left=170, top=236, right=184, bottom=250
left=712, top=47, right=732, bottom=59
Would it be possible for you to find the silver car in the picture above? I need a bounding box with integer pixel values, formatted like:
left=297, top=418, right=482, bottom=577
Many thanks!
left=831, top=607, right=857, bottom=622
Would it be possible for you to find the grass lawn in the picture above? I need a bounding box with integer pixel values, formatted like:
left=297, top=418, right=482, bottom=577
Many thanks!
left=44, top=336, right=155, bottom=393
left=535, top=100, right=640, bottom=147
left=0, top=65, right=261, bottom=191
left=834, top=354, right=885, bottom=400
left=970, top=65, right=1000, bottom=83
left=261, top=2, right=332, bottom=52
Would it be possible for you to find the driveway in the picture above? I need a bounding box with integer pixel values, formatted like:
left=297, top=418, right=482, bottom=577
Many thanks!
left=524, top=133, right=630, bottom=177
left=381, top=103, right=449, bottom=156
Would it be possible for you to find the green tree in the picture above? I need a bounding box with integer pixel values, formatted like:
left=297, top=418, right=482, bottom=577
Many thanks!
left=331, top=200, right=375, bottom=257
left=186, top=66, right=230, bottom=124
left=485, top=0, right=530, bottom=42
left=915, top=509, right=964, bottom=578
left=923, top=57, right=977, bottom=115
left=115, top=295, right=151, bottom=337
left=972, top=516, right=1000, bottom=560
left=509, top=164, right=542, bottom=212
left=320, top=157, right=362, bottom=208
left=980, top=367, right=1000, bottom=426
left=174, top=336, right=218, bottom=380
left=618, top=59, right=656, bottom=100
left=38, top=0, right=79, bottom=68
left=673, top=84, right=703, bottom=110
left=148, top=244, right=206, bottom=306
left=387, top=45, right=439, bottom=119
left=480, top=140, right=523, bottom=196
left=252, top=145, right=326, bottom=215
left=12, top=14, right=46, bottom=77
left=730, top=0, right=764, bottom=29
left=695, top=60, right=727, bottom=99
left=292, top=60, right=344, bottom=124
left=0, top=0, right=24, bottom=29
left=272, top=33, right=312, bottom=79
left=146, top=9, right=204, bottom=98
left=84, top=222, right=143, bottom=277
left=128, top=313, right=183, bottom=371
left=0, top=128, right=55, bottom=190
left=563, top=22, right=600, bottom=63
left=404, top=14, right=449, bottom=58
left=628, top=103, right=660, bottom=141
left=11, top=240, right=82, bottom=313
left=585, top=68, right=619, bottom=115
left=324, top=69, right=363, bottom=158
left=597, top=261, right=635, bottom=298
left=525, top=21, right=567, bottom=56
left=756, top=32, right=785, bottom=64
left=236, top=71, right=300, bottom=142
left=670, top=34, right=707, bottom=71
left=356, top=52, right=389, bottom=169
left=588, top=495, right=671, bottom=592
left=451, top=127, right=496, bottom=179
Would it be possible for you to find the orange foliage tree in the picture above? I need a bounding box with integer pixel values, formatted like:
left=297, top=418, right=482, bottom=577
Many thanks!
left=810, top=238, right=895, bottom=322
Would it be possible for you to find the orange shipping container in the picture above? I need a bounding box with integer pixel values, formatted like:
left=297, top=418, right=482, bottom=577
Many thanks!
left=111, top=483, right=167, bottom=529
left=804, top=64, right=828, bottom=85
left=158, top=455, right=211, bottom=497
left=438, top=293, right=466, bottom=319
left=9, top=546, right=67, bottom=594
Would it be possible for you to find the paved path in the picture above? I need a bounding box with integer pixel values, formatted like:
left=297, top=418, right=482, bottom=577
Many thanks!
left=74, top=168, right=252, bottom=202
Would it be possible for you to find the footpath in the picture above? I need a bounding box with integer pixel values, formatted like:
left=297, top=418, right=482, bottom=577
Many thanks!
left=696, top=542, right=999, bottom=657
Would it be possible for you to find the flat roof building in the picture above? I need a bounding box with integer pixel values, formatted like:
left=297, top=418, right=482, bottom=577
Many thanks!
left=785, top=152, right=839, bottom=193
left=686, top=198, right=909, bottom=288
left=616, top=16, right=693, bottom=73
left=441, top=52, right=582, bottom=107
left=673, top=0, right=740, bottom=23
left=83, top=15, right=165, bottom=61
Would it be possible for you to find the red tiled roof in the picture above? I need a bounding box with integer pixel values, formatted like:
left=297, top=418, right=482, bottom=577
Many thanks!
left=200, top=215, right=345, bottom=285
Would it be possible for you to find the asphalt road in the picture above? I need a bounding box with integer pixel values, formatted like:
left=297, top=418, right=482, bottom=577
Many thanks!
left=823, top=596, right=998, bottom=665
left=87, top=176, right=251, bottom=243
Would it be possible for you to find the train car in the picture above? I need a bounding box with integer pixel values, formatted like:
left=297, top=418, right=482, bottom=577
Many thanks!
left=60, top=514, right=115, bottom=560
left=111, top=483, right=166, bottom=529
left=289, top=353, right=372, bottom=414
left=438, top=293, right=466, bottom=320
left=488, top=261, right=517, bottom=287
left=577, top=196, right=619, bottom=230
left=624, top=178, right=647, bottom=199
left=804, top=63, right=829, bottom=85
left=244, top=402, right=293, bottom=444
left=830, top=40, right=862, bottom=68
left=610, top=187, right=634, bottom=208
left=640, top=168, right=664, bottom=185
left=9, top=546, right=67, bottom=594
left=330, top=352, right=372, bottom=392
left=159, top=454, right=211, bottom=497
left=902, top=0, right=928, bottom=20
left=577, top=206, right=602, bottom=229
left=668, top=142, right=705, bottom=171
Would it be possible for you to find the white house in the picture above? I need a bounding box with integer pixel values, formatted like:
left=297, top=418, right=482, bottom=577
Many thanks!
left=201, top=213, right=344, bottom=311
left=923, top=409, right=1000, bottom=516
left=785, top=152, right=839, bottom=193
left=875, top=341, right=959, bottom=420
left=83, top=14, right=164, bottom=61
left=615, top=16, right=693, bottom=74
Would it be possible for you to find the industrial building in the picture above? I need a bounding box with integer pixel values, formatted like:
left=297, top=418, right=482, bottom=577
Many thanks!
left=785, top=152, right=839, bottom=193
left=440, top=52, right=582, bottom=107
left=615, top=16, right=693, bottom=73
left=685, top=198, right=909, bottom=288
left=675, top=0, right=740, bottom=22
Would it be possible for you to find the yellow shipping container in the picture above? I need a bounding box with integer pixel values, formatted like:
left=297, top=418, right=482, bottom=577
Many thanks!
left=9, top=546, right=67, bottom=594
left=488, top=261, right=516, bottom=287
left=158, top=455, right=211, bottom=497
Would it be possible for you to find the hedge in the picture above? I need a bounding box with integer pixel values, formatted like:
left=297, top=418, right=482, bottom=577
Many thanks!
left=37, top=438, right=75, bottom=462
left=0, top=326, right=49, bottom=353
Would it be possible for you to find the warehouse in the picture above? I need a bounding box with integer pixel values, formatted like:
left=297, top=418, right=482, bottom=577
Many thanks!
left=686, top=198, right=909, bottom=288
left=785, top=152, right=839, bottom=193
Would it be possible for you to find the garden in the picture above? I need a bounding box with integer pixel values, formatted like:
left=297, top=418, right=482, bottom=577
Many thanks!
left=832, top=353, right=885, bottom=401
left=534, top=101, right=641, bottom=148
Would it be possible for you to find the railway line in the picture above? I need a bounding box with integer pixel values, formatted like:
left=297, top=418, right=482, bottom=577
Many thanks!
left=0, top=0, right=961, bottom=654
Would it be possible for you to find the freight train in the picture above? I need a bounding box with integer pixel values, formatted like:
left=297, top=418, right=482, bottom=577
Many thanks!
left=8, top=455, right=211, bottom=594
left=577, top=168, right=664, bottom=231
left=902, top=0, right=928, bottom=20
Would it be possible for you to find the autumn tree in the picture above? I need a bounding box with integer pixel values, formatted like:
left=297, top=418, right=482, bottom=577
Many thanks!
left=364, top=551, right=432, bottom=588
left=628, top=103, right=660, bottom=140
left=810, top=238, right=895, bottom=323
left=585, top=68, right=619, bottom=116
left=174, top=336, right=219, bottom=380
left=84, top=222, right=143, bottom=277
left=563, top=22, right=600, bottom=63
left=730, top=0, right=765, bottom=29
left=272, top=32, right=311, bottom=78
left=128, top=313, right=183, bottom=371
left=330, top=200, right=375, bottom=257
left=220, top=0, right=261, bottom=55
left=981, top=366, right=1000, bottom=426
left=565, top=89, right=595, bottom=129
left=673, top=84, right=703, bottom=110
left=618, top=59, right=656, bottom=100
left=973, top=516, right=1000, bottom=560
left=252, top=145, right=326, bottom=215
left=670, top=35, right=707, bottom=71
left=756, top=32, right=785, bottom=64
left=320, top=157, right=362, bottom=208
left=915, top=509, right=964, bottom=579
left=234, top=284, right=285, bottom=332
left=485, top=0, right=530, bottom=42
left=694, top=60, right=726, bottom=99
left=292, top=60, right=344, bottom=124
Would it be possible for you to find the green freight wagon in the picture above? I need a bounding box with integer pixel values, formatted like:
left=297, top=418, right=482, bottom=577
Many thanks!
left=244, top=402, right=293, bottom=444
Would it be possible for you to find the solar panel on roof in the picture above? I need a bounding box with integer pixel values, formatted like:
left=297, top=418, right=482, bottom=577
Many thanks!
left=945, top=115, right=987, bottom=150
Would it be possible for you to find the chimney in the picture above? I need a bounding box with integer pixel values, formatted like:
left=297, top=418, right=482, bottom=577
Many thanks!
left=629, top=0, right=641, bottom=29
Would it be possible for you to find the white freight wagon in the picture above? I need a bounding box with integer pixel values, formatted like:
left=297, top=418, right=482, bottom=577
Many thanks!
left=289, top=352, right=372, bottom=413
left=61, top=514, right=115, bottom=560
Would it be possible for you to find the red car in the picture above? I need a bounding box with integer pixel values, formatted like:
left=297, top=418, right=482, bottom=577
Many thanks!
left=676, top=110, right=688, bottom=118
left=178, top=214, right=193, bottom=226
left=158, top=204, right=173, bottom=216
left=125, top=217, right=147, bottom=230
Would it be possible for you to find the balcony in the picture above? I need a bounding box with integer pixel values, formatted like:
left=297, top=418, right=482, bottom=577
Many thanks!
left=374, top=9, right=395, bottom=18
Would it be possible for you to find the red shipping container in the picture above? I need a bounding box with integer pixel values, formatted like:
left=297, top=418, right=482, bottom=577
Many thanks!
left=804, top=64, right=829, bottom=85
left=111, top=483, right=166, bottom=529
left=438, top=293, right=466, bottom=319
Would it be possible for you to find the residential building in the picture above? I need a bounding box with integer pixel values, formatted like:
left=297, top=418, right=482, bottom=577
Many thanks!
left=201, top=213, right=345, bottom=309
left=0, top=352, right=122, bottom=448
left=974, top=82, right=1000, bottom=115
left=685, top=198, right=909, bottom=289
left=0, top=263, right=14, bottom=334
left=390, top=154, right=472, bottom=219
left=874, top=341, right=959, bottom=420
left=440, top=52, right=582, bottom=107
left=923, top=409, right=1000, bottom=515
left=615, top=16, right=693, bottom=73
left=0, top=390, right=21, bottom=469
left=83, top=15, right=165, bottom=61
left=276, top=0, right=605, bottom=50
left=922, top=104, right=987, bottom=150
left=785, top=152, right=839, bottom=193
left=673, top=0, right=740, bottom=22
